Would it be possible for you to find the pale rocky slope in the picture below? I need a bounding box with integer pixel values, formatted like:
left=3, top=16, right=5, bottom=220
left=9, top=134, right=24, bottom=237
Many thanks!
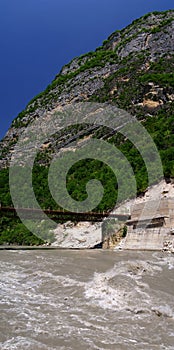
left=0, top=10, right=174, bottom=168
left=0, top=10, right=174, bottom=248
left=50, top=180, right=174, bottom=250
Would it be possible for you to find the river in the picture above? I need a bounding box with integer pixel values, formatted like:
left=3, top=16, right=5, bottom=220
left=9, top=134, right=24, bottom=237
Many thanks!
left=0, top=249, right=174, bottom=349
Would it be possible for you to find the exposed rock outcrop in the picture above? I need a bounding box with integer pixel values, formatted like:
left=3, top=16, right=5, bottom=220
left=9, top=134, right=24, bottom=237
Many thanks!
left=0, top=10, right=174, bottom=248
left=51, top=221, right=102, bottom=249
left=0, top=10, right=173, bottom=169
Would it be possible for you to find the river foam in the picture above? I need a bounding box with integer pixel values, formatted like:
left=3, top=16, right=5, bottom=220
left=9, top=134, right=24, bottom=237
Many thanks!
left=0, top=250, right=174, bottom=350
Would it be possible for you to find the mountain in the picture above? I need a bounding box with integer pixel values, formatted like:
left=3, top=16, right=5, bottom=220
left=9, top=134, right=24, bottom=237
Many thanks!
left=0, top=10, right=174, bottom=245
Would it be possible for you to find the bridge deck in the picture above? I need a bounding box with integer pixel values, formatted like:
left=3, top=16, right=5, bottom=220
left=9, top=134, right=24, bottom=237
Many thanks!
left=0, top=206, right=130, bottom=221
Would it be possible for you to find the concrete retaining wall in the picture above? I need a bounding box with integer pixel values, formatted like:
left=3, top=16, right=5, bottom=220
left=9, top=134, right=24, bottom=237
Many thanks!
left=124, top=227, right=174, bottom=251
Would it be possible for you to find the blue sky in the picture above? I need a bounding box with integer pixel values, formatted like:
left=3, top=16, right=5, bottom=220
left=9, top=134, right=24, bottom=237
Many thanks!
left=0, top=0, right=173, bottom=140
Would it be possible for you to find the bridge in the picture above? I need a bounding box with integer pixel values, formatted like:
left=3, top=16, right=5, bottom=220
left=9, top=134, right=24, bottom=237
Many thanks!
left=0, top=206, right=130, bottom=222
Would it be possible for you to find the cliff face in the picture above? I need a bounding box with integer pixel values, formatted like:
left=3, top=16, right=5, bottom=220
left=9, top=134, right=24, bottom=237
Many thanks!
left=0, top=9, right=174, bottom=246
left=0, top=10, right=173, bottom=169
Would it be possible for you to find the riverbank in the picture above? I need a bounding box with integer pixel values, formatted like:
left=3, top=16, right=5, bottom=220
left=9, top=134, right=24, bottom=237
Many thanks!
left=1, top=245, right=173, bottom=253
left=0, top=245, right=92, bottom=250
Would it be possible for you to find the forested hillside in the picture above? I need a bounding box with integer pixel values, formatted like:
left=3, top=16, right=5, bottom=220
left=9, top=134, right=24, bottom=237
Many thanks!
left=0, top=10, right=174, bottom=244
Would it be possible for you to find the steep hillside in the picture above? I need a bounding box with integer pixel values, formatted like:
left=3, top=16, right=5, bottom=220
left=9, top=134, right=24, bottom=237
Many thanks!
left=0, top=10, right=174, bottom=245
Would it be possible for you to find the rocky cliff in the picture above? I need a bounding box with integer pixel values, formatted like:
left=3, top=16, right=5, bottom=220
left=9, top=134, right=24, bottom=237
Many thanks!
left=0, top=10, right=173, bottom=168
left=0, top=10, right=174, bottom=246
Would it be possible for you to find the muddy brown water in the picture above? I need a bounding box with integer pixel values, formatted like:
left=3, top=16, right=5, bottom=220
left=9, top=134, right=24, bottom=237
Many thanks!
left=0, top=249, right=174, bottom=349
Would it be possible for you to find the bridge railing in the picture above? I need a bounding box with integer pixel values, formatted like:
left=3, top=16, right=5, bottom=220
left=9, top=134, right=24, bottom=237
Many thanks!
left=0, top=206, right=130, bottom=221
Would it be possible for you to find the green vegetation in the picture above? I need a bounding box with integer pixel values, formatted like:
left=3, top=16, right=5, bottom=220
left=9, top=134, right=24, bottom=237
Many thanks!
left=0, top=216, right=44, bottom=246
left=0, top=168, right=12, bottom=206
left=139, top=73, right=174, bottom=87
left=89, top=54, right=174, bottom=185
left=151, top=17, right=174, bottom=33
left=11, top=9, right=174, bottom=129
left=12, top=50, right=118, bottom=128
left=1, top=10, right=174, bottom=244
